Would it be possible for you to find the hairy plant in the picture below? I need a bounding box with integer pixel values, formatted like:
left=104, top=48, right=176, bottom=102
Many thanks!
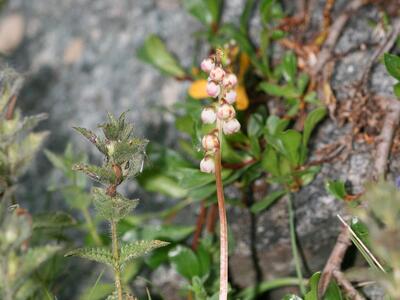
left=66, top=112, right=168, bottom=300
left=0, top=68, right=63, bottom=300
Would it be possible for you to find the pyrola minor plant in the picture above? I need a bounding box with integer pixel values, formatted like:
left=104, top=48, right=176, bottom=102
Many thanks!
left=199, top=50, right=240, bottom=300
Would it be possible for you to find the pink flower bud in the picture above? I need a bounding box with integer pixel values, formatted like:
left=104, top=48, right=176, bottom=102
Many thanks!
left=202, top=134, right=219, bottom=151
left=223, top=73, right=238, bottom=87
left=200, top=156, right=215, bottom=173
left=217, top=103, right=236, bottom=120
left=223, top=118, right=241, bottom=135
left=209, top=67, right=225, bottom=82
left=206, top=81, right=221, bottom=98
left=201, top=107, right=217, bottom=124
left=200, top=58, right=215, bottom=73
left=225, top=90, right=237, bottom=104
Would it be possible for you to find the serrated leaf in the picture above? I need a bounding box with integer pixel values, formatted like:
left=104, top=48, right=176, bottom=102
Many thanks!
left=73, top=163, right=116, bottom=185
left=137, top=35, right=186, bottom=78
left=384, top=53, right=400, bottom=81
left=120, top=240, right=169, bottom=267
left=73, top=127, right=108, bottom=155
left=32, top=212, right=76, bottom=229
left=65, top=247, right=115, bottom=267
left=92, top=187, right=138, bottom=221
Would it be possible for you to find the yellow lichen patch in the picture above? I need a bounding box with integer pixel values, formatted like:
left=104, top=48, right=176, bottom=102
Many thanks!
left=236, top=85, right=249, bottom=110
left=188, top=79, right=209, bottom=99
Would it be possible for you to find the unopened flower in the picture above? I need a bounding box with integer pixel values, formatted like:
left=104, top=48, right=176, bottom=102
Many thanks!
left=202, top=133, right=219, bottom=151
left=217, top=103, right=236, bottom=120
left=225, top=90, right=237, bottom=104
left=201, top=58, right=215, bottom=73
left=201, top=107, right=217, bottom=124
left=223, top=73, right=238, bottom=88
left=223, top=118, right=241, bottom=135
left=200, top=156, right=215, bottom=173
left=206, top=81, right=221, bottom=98
left=209, top=67, right=225, bottom=82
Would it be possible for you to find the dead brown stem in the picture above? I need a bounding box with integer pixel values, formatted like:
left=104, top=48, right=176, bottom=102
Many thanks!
left=192, top=201, right=208, bottom=250
left=312, top=0, right=368, bottom=76
left=373, top=98, right=400, bottom=180
left=333, top=270, right=366, bottom=300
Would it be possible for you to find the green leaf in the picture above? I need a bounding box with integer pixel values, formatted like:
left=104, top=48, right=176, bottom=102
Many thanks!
left=325, top=180, right=347, bottom=200
left=304, top=272, right=321, bottom=300
left=65, top=247, right=115, bottom=267
left=261, top=146, right=280, bottom=176
left=297, top=73, right=310, bottom=94
left=251, top=190, right=286, bottom=213
left=394, top=82, right=400, bottom=98
left=301, top=107, right=326, bottom=163
left=277, top=130, right=302, bottom=166
left=303, top=107, right=327, bottom=147
left=196, top=243, right=211, bottom=277
left=282, top=51, right=297, bottom=83
left=92, top=187, right=138, bottom=221
left=324, top=280, right=343, bottom=300
left=137, top=35, right=186, bottom=78
left=73, top=127, right=107, bottom=155
left=384, top=53, right=400, bottom=81
left=120, top=240, right=169, bottom=267
left=259, top=82, right=300, bottom=99
left=177, top=167, right=231, bottom=189
left=80, top=283, right=114, bottom=300
left=73, top=163, right=116, bottom=185
left=168, top=245, right=201, bottom=280
left=266, top=115, right=289, bottom=135
left=140, top=224, right=194, bottom=242
left=138, top=172, right=187, bottom=198
left=247, top=113, right=264, bottom=137
left=32, top=212, right=76, bottom=229
left=183, top=0, right=211, bottom=25
left=350, top=217, right=370, bottom=247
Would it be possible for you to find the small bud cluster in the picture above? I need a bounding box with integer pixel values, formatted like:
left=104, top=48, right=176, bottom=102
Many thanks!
left=199, top=54, right=241, bottom=173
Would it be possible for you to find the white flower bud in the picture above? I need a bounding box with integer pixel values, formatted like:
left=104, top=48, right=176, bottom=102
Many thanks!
left=223, top=73, right=238, bottom=88
left=200, top=156, right=215, bottom=173
left=225, top=90, right=237, bottom=104
left=200, top=58, right=215, bottom=73
left=206, top=81, right=221, bottom=98
left=217, top=103, right=236, bottom=120
left=106, top=141, right=116, bottom=156
left=202, top=134, right=219, bottom=151
left=223, top=118, right=241, bottom=135
left=209, top=67, right=225, bottom=82
left=201, top=107, right=217, bottom=124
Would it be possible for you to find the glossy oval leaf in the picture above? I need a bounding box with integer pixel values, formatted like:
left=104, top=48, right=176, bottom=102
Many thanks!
left=384, top=53, right=400, bottom=81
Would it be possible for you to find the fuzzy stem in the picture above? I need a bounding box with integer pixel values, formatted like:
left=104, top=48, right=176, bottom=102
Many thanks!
left=215, top=118, right=229, bottom=300
left=287, top=193, right=306, bottom=295
left=111, top=220, right=123, bottom=300
left=82, top=207, right=103, bottom=246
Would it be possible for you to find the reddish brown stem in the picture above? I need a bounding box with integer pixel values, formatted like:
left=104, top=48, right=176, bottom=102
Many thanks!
left=5, top=95, right=17, bottom=120
left=206, top=203, right=218, bottom=234
left=192, top=201, right=208, bottom=250
left=214, top=147, right=228, bottom=300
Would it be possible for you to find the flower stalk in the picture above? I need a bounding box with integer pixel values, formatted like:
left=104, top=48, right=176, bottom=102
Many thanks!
left=199, top=50, right=241, bottom=299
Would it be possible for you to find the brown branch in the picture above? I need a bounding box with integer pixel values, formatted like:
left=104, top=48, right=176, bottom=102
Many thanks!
left=359, top=17, right=400, bottom=89
left=5, top=95, right=17, bottom=120
left=192, top=201, right=208, bottom=250
left=333, top=270, right=366, bottom=300
left=318, top=227, right=352, bottom=298
left=373, top=98, right=400, bottom=180
left=312, top=0, right=369, bottom=76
